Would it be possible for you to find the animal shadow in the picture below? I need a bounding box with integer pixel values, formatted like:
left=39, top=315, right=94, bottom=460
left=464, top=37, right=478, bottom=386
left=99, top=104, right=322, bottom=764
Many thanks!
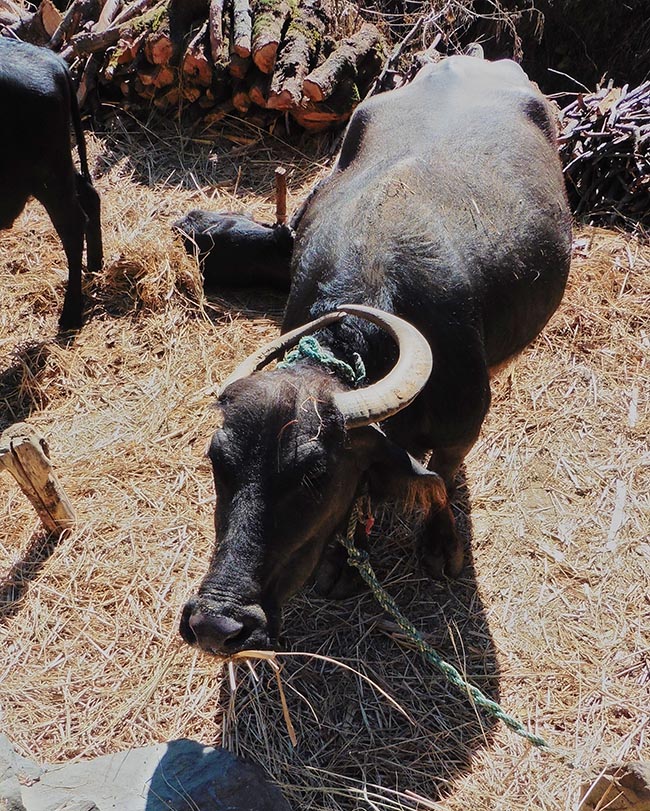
left=0, top=340, right=52, bottom=432
left=222, top=471, right=501, bottom=809
left=0, top=530, right=63, bottom=622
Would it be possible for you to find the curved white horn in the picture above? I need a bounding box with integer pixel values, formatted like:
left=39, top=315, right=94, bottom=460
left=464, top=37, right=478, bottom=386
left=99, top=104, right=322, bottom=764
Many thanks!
left=332, top=304, right=433, bottom=429
left=218, top=310, right=346, bottom=395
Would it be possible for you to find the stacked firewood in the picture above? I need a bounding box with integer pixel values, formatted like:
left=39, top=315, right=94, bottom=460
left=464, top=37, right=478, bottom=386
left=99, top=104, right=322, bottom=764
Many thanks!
left=558, top=82, right=650, bottom=227
left=0, top=0, right=386, bottom=131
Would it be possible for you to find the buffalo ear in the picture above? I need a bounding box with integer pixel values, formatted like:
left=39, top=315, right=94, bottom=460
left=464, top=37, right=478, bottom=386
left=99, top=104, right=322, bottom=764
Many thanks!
left=351, top=426, right=447, bottom=510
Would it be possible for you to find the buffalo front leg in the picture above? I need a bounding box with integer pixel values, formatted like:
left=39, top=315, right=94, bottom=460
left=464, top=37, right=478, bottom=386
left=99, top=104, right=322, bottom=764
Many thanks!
left=417, top=497, right=465, bottom=580
left=417, top=445, right=468, bottom=579
left=314, top=515, right=369, bottom=599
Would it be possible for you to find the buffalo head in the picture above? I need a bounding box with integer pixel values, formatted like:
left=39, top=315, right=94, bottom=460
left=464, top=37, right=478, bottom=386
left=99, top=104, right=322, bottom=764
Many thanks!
left=180, top=305, right=447, bottom=655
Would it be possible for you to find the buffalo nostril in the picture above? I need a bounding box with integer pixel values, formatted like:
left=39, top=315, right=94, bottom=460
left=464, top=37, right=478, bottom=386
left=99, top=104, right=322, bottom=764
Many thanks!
left=188, top=611, right=247, bottom=652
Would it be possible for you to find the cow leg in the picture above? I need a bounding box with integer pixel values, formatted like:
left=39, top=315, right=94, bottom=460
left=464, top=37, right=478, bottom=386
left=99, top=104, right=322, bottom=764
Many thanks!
left=75, top=173, right=103, bottom=273
left=36, top=182, right=87, bottom=329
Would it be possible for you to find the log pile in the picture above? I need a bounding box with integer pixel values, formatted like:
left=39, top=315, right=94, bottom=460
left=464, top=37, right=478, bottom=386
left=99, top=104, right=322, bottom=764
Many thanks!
left=0, top=0, right=386, bottom=132
left=558, top=82, right=650, bottom=228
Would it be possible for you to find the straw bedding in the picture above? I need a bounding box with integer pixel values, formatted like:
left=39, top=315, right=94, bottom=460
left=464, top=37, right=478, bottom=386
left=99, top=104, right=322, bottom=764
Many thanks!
left=0, top=116, right=648, bottom=810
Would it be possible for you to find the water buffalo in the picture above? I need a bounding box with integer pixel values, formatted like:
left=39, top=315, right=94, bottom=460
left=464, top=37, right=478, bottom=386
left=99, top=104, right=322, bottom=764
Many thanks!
left=0, top=37, right=102, bottom=329
left=180, top=54, right=572, bottom=655
left=173, top=210, right=293, bottom=291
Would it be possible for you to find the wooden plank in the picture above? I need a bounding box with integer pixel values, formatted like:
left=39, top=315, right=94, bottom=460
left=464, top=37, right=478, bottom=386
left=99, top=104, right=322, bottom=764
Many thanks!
left=0, top=423, right=75, bottom=537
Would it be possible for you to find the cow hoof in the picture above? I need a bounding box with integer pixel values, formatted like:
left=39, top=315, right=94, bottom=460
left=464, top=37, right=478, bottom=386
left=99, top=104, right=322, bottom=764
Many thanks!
left=314, top=543, right=367, bottom=599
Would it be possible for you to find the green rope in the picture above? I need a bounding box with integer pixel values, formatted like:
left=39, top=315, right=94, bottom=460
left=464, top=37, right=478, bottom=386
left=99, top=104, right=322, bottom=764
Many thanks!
left=277, top=336, right=366, bottom=387
left=340, top=496, right=550, bottom=749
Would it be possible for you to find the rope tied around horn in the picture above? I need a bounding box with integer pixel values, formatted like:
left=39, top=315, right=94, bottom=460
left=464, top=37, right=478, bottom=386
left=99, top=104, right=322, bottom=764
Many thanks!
left=277, top=335, right=366, bottom=387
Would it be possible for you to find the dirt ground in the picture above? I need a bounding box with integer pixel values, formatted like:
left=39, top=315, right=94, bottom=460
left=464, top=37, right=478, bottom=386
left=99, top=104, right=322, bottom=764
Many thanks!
left=0, top=113, right=648, bottom=811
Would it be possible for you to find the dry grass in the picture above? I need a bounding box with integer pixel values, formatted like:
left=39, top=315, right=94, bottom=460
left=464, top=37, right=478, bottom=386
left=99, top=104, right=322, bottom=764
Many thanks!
left=0, top=113, right=648, bottom=811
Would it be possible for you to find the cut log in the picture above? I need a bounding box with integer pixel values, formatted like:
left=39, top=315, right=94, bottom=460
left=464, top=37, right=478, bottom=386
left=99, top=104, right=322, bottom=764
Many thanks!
left=229, top=52, right=251, bottom=79
left=64, top=25, right=122, bottom=59
left=78, top=0, right=123, bottom=107
left=0, top=423, right=75, bottom=537
left=291, top=75, right=359, bottom=131
left=248, top=67, right=271, bottom=107
left=182, top=20, right=212, bottom=87
left=144, top=28, right=173, bottom=64
left=39, top=0, right=62, bottom=38
left=251, top=0, right=290, bottom=74
left=153, top=84, right=180, bottom=109
left=134, top=75, right=156, bottom=99
left=103, top=30, right=146, bottom=79
left=267, top=0, right=328, bottom=110
left=180, top=84, right=201, bottom=102
left=232, top=78, right=251, bottom=113
left=48, top=0, right=86, bottom=49
left=303, top=21, right=382, bottom=102
left=232, top=0, right=252, bottom=58
left=61, top=2, right=167, bottom=61
left=138, top=63, right=175, bottom=87
left=208, top=0, right=224, bottom=62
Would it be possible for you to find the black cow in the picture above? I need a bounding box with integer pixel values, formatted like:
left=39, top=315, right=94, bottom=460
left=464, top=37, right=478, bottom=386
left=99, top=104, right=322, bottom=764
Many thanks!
left=0, top=37, right=102, bottom=329
left=180, top=55, right=572, bottom=655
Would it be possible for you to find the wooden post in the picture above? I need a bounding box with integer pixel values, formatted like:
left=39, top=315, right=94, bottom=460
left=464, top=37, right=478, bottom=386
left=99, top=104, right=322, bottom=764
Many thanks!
left=0, top=423, right=75, bottom=536
left=275, top=166, right=287, bottom=226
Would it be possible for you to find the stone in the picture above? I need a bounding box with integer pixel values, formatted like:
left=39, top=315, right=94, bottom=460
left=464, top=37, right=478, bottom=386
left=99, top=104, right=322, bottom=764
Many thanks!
left=581, top=762, right=650, bottom=810
left=18, top=738, right=291, bottom=811
left=0, top=734, right=41, bottom=811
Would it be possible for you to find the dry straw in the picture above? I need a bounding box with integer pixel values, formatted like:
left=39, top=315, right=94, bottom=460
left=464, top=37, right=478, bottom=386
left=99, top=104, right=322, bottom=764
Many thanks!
left=0, top=111, right=648, bottom=811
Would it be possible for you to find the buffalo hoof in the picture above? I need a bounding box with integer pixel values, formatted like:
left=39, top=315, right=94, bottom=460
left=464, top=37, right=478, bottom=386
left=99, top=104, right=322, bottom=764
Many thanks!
left=418, top=518, right=465, bottom=579
left=314, top=540, right=367, bottom=599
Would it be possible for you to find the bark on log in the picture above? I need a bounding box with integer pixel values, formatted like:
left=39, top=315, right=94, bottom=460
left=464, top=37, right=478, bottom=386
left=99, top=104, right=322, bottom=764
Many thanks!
left=96, top=0, right=123, bottom=30
left=232, top=0, right=252, bottom=58
left=0, top=423, right=75, bottom=537
left=65, top=24, right=122, bottom=59
left=182, top=20, right=212, bottom=86
left=0, top=9, right=20, bottom=26
left=267, top=0, right=328, bottom=110
left=251, top=0, right=290, bottom=74
left=208, top=0, right=223, bottom=62
left=111, top=0, right=159, bottom=27
left=303, top=21, right=382, bottom=102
